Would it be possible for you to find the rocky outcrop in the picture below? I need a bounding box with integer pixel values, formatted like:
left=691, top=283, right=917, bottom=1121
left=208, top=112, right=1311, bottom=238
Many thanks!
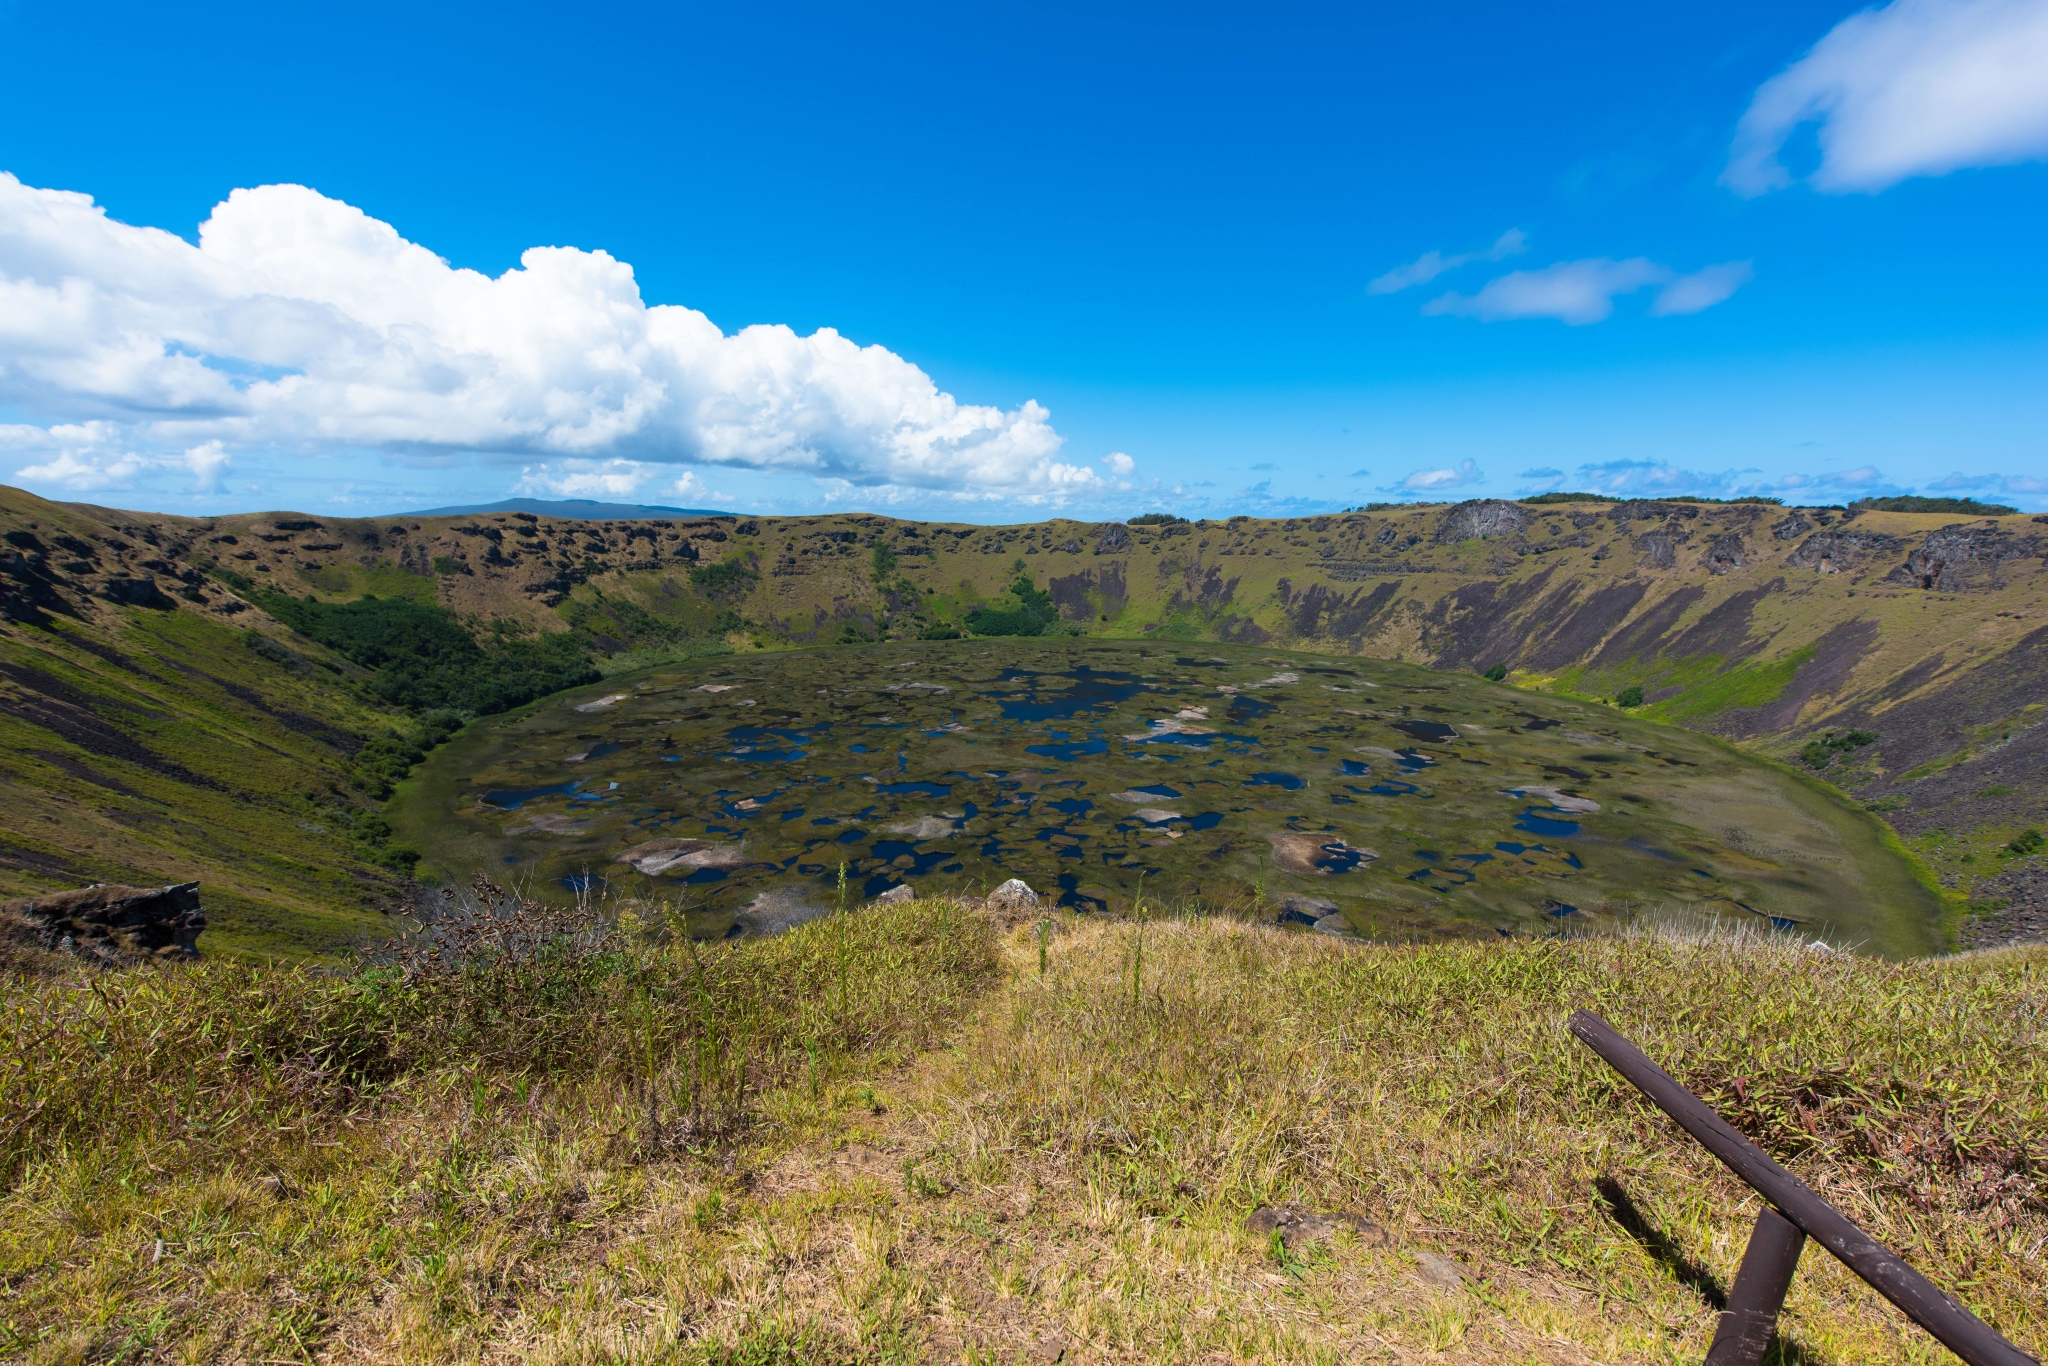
left=1613, top=500, right=1701, bottom=522
left=1770, top=512, right=1811, bottom=541
left=1433, top=499, right=1526, bottom=544
left=1703, top=532, right=1748, bottom=575
left=101, top=575, right=176, bottom=609
left=1635, top=530, right=1676, bottom=569
left=1887, top=524, right=2048, bottom=592
left=1786, top=530, right=1901, bottom=575
left=0, top=882, right=205, bottom=965
left=1093, top=523, right=1132, bottom=555
left=1, top=539, right=80, bottom=624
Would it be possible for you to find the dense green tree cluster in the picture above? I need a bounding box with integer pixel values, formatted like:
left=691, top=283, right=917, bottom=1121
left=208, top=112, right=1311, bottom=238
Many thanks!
left=965, top=573, right=1063, bottom=637
left=1849, top=495, right=2017, bottom=516
left=257, top=593, right=599, bottom=716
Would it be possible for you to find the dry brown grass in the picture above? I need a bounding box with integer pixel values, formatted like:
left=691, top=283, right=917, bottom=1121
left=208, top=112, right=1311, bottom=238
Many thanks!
left=2, top=903, right=2042, bottom=1364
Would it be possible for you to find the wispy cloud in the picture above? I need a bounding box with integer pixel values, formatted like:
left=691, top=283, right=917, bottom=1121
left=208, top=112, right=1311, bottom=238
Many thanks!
left=1930, top=470, right=2048, bottom=496
left=1368, top=229, right=1527, bottom=295
left=1726, top=0, right=2048, bottom=195
left=1424, top=257, right=1753, bottom=325
left=1382, top=459, right=1484, bottom=495
left=1650, top=262, right=1756, bottom=316
left=513, top=458, right=655, bottom=499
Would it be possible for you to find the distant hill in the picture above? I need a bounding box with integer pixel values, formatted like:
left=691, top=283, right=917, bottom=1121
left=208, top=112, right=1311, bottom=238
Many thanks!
left=407, top=497, right=729, bottom=520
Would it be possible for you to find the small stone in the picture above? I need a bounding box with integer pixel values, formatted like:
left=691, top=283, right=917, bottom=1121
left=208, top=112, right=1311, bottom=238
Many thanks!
left=1244, top=1203, right=1389, bottom=1249
left=985, top=878, right=1041, bottom=916
left=870, top=884, right=916, bottom=906
left=1412, top=1250, right=1474, bottom=1289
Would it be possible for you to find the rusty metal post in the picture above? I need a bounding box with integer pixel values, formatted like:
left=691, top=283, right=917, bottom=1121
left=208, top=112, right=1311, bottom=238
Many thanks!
left=1706, top=1206, right=1806, bottom=1366
left=1568, top=1010, right=2036, bottom=1366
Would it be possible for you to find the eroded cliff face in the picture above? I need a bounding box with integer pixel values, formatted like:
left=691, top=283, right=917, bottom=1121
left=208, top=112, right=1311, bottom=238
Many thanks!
left=4, top=484, right=2045, bottom=944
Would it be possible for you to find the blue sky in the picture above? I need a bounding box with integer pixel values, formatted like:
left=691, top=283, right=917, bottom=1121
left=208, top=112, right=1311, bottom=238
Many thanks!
left=2, top=0, right=2045, bottom=519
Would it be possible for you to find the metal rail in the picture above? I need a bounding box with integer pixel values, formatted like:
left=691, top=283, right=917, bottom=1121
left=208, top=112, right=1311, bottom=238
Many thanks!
left=1568, top=1010, right=2036, bottom=1366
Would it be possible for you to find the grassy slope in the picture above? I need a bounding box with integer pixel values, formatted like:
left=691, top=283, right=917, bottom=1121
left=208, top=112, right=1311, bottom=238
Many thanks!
left=1, top=899, right=2039, bottom=1363
left=0, top=489, right=423, bottom=959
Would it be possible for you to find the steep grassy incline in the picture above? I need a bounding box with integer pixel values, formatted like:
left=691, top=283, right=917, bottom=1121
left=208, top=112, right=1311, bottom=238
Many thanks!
left=5, top=484, right=2044, bottom=951
left=0, top=490, right=443, bottom=957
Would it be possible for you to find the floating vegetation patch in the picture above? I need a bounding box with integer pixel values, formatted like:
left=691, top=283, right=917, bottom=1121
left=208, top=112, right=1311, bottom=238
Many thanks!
left=396, top=639, right=1950, bottom=953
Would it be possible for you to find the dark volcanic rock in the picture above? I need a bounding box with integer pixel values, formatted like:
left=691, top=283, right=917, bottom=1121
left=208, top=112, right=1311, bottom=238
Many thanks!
left=1433, top=499, right=1526, bottom=544
left=1703, top=532, right=1748, bottom=575
left=102, top=575, right=176, bottom=609
left=1887, top=523, right=2047, bottom=592
left=1, top=546, right=80, bottom=624
left=1786, top=530, right=1901, bottom=575
left=1961, top=862, right=2048, bottom=951
left=1771, top=512, right=1811, bottom=541
left=1614, top=500, right=1700, bottom=522
left=1635, top=530, right=1676, bottom=569
left=1093, top=523, right=1132, bottom=554
left=0, top=882, right=205, bottom=965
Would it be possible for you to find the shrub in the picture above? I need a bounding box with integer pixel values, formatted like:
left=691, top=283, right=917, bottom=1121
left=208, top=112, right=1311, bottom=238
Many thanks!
left=2008, top=828, right=2045, bottom=857
left=1615, top=684, right=1645, bottom=708
left=690, top=559, right=759, bottom=596
left=1482, top=663, right=1507, bottom=682
left=1800, top=728, right=1878, bottom=770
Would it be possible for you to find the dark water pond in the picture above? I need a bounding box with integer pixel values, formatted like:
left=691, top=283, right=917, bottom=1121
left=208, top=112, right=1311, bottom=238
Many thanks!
left=482, top=780, right=583, bottom=810
left=402, top=638, right=1950, bottom=954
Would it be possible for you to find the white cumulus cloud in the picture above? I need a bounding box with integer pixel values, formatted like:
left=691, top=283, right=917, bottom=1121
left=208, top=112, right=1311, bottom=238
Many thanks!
left=1726, top=0, right=2048, bottom=195
left=1102, top=451, right=1136, bottom=475
left=1368, top=228, right=1527, bottom=295
left=0, top=174, right=1088, bottom=502
left=183, top=440, right=231, bottom=493
left=1424, top=257, right=1752, bottom=325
